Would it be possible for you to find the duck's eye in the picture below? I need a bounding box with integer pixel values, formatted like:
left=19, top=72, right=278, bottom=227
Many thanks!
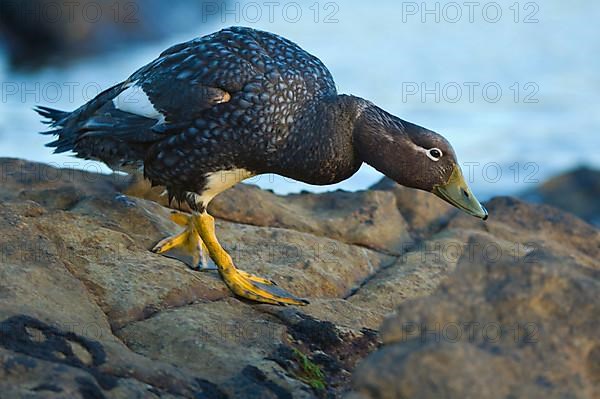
left=427, top=148, right=443, bottom=161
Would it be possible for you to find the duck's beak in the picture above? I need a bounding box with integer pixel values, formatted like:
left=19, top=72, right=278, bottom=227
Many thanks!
left=433, top=165, right=488, bottom=220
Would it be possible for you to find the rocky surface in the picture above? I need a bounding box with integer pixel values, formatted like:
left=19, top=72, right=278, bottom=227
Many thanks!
left=0, top=158, right=598, bottom=398
left=521, top=166, right=600, bottom=227
left=370, top=177, right=456, bottom=238
left=350, top=200, right=600, bottom=399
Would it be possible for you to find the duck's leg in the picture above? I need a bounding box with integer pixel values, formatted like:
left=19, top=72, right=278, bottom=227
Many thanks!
left=192, top=211, right=309, bottom=306
left=152, top=212, right=213, bottom=270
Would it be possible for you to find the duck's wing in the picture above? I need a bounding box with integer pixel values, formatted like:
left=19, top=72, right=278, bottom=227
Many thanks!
left=37, top=38, right=243, bottom=166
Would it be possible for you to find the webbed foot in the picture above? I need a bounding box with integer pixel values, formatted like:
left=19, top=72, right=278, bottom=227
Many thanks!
left=152, top=212, right=214, bottom=270
left=193, top=212, right=309, bottom=306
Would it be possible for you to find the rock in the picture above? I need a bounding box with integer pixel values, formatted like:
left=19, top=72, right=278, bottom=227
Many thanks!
left=289, top=299, right=384, bottom=331
left=2, top=158, right=599, bottom=398
left=446, top=196, right=600, bottom=267
left=370, top=177, right=455, bottom=238
left=521, top=166, right=600, bottom=227
left=117, top=299, right=313, bottom=396
left=351, top=233, right=600, bottom=398
left=0, top=159, right=397, bottom=397
left=259, top=307, right=381, bottom=393
left=0, top=199, right=240, bottom=398
left=0, top=158, right=127, bottom=211
left=347, top=230, right=478, bottom=316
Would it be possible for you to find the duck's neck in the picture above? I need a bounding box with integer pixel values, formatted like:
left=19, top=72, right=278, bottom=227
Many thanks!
left=350, top=99, right=427, bottom=188
left=266, top=95, right=413, bottom=186
left=268, top=94, right=365, bottom=184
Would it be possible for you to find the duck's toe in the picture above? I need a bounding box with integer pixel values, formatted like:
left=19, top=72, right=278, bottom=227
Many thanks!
left=222, top=268, right=309, bottom=306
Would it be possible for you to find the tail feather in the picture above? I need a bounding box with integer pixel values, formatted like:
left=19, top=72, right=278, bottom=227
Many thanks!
left=35, top=106, right=76, bottom=153
left=34, top=106, right=69, bottom=127
left=35, top=82, right=126, bottom=155
left=44, top=129, right=78, bottom=154
left=35, top=82, right=160, bottom=163
left=39, top=129, right=58, bottom=135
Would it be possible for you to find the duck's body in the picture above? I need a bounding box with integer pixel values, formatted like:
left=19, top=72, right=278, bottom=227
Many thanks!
left=38, top=27, right=487, bottom=305
left=40, top=27, right=362, bottom=208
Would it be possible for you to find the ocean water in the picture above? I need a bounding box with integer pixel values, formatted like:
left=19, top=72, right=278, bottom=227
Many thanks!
left=1, top=0, right=598, bottom=199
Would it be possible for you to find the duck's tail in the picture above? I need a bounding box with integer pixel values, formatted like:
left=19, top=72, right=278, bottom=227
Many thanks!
left=35, top=105, right=77, bottom=153
left=35, top=106, right=70, bottom=125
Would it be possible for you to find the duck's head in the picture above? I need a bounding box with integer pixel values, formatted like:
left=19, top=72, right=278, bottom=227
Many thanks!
left=354, top=104, right=488, bottom=220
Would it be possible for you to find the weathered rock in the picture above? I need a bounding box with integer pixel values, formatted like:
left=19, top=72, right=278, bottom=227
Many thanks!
left=118, top=299, right=315, bottom=397
left=0, top=159, right=399, bottom=397
left=289, top=299, right=384, bottom=331
left=259, top=306, right=381, bottom=394
left=216, top=187, right=413, bottom=255
left=351, top=232, right=600, bottom=399
left=521, top=166, right=600, bottom=227
left=370, top=177, right=455, bottom=238
left=0, top=158, right=124, bottom=206
left=446, top=196, right=600, bottom=267
left=0, top=196, right=230, bottom=331
left=2, top=158, right=599, bottom=398
left=68, top=194, right=395, bottom=322
left=347, top=229, right=482, bottom=316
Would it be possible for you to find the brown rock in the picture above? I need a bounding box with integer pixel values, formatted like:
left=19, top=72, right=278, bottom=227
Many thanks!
left=522, top=166, right=600, bottom=226
left=347, top=230, right=482, bottom=316
left=5, top=158, right=598, bottom=398
left=291, top=190, right=412, bottom=254
left=0, top=198, right=241, bottom=398
left=211, top=185, right=413, bottom=255
left=0, top=159, right=401, bottom=397
left=370, top=177, right=455, bottom=237
left=0, top=158, right=124, bottom=207
left=351, top=233, right=600, bottom=399
left=215, top=219, right=396, bottom=299
left=447, top=196, right=600, bottom=266
left=117, top=298, right=314, bottom=396
left=291, top=298, right=384, bottom=330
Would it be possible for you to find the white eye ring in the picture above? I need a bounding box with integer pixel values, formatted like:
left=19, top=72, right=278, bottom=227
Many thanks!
left=426, top=148, right=443, bottom=161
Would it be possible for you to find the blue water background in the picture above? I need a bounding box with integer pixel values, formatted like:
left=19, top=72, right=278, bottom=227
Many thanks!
left=0, top=0, right=598, bottom=199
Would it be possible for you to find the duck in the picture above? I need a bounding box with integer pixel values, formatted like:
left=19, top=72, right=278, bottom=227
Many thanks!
left=36, top=26, right=488, bottom=306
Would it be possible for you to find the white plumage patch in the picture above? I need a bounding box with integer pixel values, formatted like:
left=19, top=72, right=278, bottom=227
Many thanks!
left=113, top=81, right=165, bottom=122
left=197, top=169, right=254, bottom=206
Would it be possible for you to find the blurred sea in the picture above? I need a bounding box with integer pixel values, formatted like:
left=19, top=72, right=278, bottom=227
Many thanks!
left=0, top=0, right=598, bottom=199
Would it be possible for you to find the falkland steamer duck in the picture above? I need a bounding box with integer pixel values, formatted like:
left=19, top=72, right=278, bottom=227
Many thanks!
left=37, top=27, right=488, bottom=305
